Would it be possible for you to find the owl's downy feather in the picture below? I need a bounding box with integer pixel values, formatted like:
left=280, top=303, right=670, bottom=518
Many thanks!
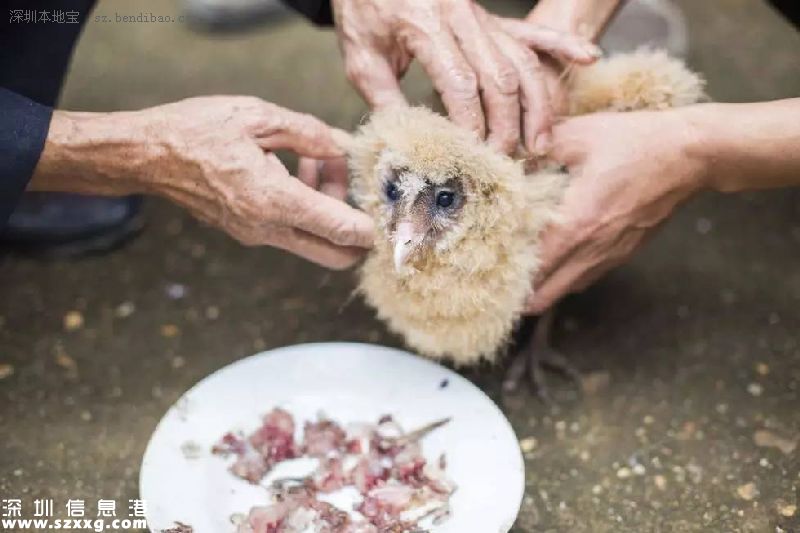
left=349, top=49, right=705, bottom=365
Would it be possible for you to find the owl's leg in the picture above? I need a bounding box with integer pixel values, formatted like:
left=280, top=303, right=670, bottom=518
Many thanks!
left=503, top=308, right=581, bottom=403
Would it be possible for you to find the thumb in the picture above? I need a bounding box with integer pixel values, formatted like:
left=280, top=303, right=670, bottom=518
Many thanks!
left=255, top=106, right=353, bottom=159
left=282, top=178, right=375, bottom=249
left=548, top=117, right=587, bottom=167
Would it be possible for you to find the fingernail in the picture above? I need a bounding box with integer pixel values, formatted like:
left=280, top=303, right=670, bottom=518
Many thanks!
left=534, top=132, right=552, bottom=156
left=586, top=43, right=603, bottom=58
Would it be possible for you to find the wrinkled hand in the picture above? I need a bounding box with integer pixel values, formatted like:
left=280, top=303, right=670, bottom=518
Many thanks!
left=332, top=0, right=600, bottom=154
left=524, top=109, right=708, bottom=314
left=144, top=96, right=373, bottom=269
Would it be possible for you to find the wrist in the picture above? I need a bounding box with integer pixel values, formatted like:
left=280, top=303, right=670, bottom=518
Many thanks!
left=677, top=104, right=733, bottom=193
left=31, top=110, right=159, bottom=195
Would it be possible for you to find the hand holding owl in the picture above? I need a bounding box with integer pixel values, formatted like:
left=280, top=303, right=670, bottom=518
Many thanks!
left=331, top=0, right=601, bottom=154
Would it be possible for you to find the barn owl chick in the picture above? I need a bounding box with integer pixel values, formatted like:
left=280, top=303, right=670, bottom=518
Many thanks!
left=348, top=49, right=706, bottom=368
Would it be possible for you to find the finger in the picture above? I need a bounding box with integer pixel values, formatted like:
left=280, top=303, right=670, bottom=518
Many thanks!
left=524, top=255, right=590, bottom=315
left=342, top=46, right=408, bottom=110
left=447, top=3, right=520, bottom=153
left=406, top=27, right=484, bottom=137
left=318, top=157, right=350, bottom=201
left=297, top=157, right=320, bottom=190
left=548, top=117, right=590, bottom=166
left=534, top=218, right=583, bottom=284
left=497, top=18, right=602, bottom=65
left=492, top=30, right=553, bottom=155
left=253, top=105, right=351, bottom=159
left=282, top=177, right=374, bottom=249
left=275, top=227, right=367, bottom=270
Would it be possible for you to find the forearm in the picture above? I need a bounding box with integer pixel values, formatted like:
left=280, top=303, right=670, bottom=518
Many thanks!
left=29, top=110, right=160, bottom=195
left=526, top=0, right=623, bottom=40
left=683, top=99, right=800, bottom=193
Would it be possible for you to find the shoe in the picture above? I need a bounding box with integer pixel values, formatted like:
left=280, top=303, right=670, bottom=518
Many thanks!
left=1, top=193, right=145, bottom=259
left=600, top=0, right=689, bottom=57
left=184, top=0, right=289, bottom=32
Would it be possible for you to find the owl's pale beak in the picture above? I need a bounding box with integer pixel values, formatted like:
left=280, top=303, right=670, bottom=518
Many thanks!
left=393, top=221, right=420, bottom=273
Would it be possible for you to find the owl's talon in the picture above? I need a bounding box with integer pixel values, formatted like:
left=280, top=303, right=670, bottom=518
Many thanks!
left=503, top=309, right=581, bottom=403
left=502, top=350, right=528, bottom=393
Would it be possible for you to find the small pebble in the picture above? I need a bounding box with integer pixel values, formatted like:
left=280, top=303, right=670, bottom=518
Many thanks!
left=205, top=306, right=220, bottom=320
left=13, top=469, right=22, bottom=477
left=519, top=437, right=538, bottom=453
left=776, top=501, right=796, bottom=517
left=632, top=464, right=646, bottom=476
left=736, top=482, right=759, bottom=501
left=643, top=415, right=654, bottom=425
left=115, top=301, right=136, bottom=318
left=579, top=450, right=590, bottom=462
left=80, top=410, right=92, bottom=422
left=753, top=429, right=798, bottom=455
left=695, top=217, right=712, bottom=234
left=171, top=356, right=186, bottom=369
left=616, top=467, right=632, bottom=479
left=747, top=383, right=763, bottom=397
left=591, top=484, right=603, bottom=495
left=63, top=310, right=84, bottom=331
left=54, top=350, right=78, bottom=372
left=654, top=475, right=667, bottom=490
left=0, top=363, right=14, bottom=380
left=166, top=283, right=188, bottom=300
left=161, top=324, right=180, bottom=338
left=755, top=362, right=770, bottom=376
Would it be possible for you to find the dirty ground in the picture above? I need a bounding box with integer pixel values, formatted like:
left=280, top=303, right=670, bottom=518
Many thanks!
left=1, top=1, right=798, bottom=531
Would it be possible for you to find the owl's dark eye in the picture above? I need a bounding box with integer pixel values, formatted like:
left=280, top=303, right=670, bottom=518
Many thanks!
left=385, top=182, right=401, bottom=202
left=436, top=190, right=455, bottom=208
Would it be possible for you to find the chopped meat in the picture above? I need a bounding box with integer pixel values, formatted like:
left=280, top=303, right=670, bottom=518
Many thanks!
left=303, top=417, right=347, bottom=457
left=212, top=408, right=297, bottom=484
left=249, top=408, right=298, bottom=463
left=212, top=432, right=247, bottom=456
left=348, top=454, right=390, bottom=494
left=213, top=412, right=454, bottom=532
left=311, top=457, right=347, bottom=492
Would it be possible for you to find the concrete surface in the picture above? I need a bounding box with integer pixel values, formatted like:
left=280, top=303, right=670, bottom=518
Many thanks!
left=1, top=0, right=799, bottom=531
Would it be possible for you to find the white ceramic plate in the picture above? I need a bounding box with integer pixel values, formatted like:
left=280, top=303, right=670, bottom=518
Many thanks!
left=140, top=342, right=524, bottom=533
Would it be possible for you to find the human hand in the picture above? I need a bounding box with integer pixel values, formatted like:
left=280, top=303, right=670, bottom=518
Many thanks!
left=35, top=96, right=374, bottom=269
left=297, top=156, right=350, bottom=202
left=524, top=109, right=708, bottom=314
left=331, top=0, right=600, bottom=154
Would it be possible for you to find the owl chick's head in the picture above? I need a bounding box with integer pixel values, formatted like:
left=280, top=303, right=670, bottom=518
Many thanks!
left=349, top=106, right=525, bottom=275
